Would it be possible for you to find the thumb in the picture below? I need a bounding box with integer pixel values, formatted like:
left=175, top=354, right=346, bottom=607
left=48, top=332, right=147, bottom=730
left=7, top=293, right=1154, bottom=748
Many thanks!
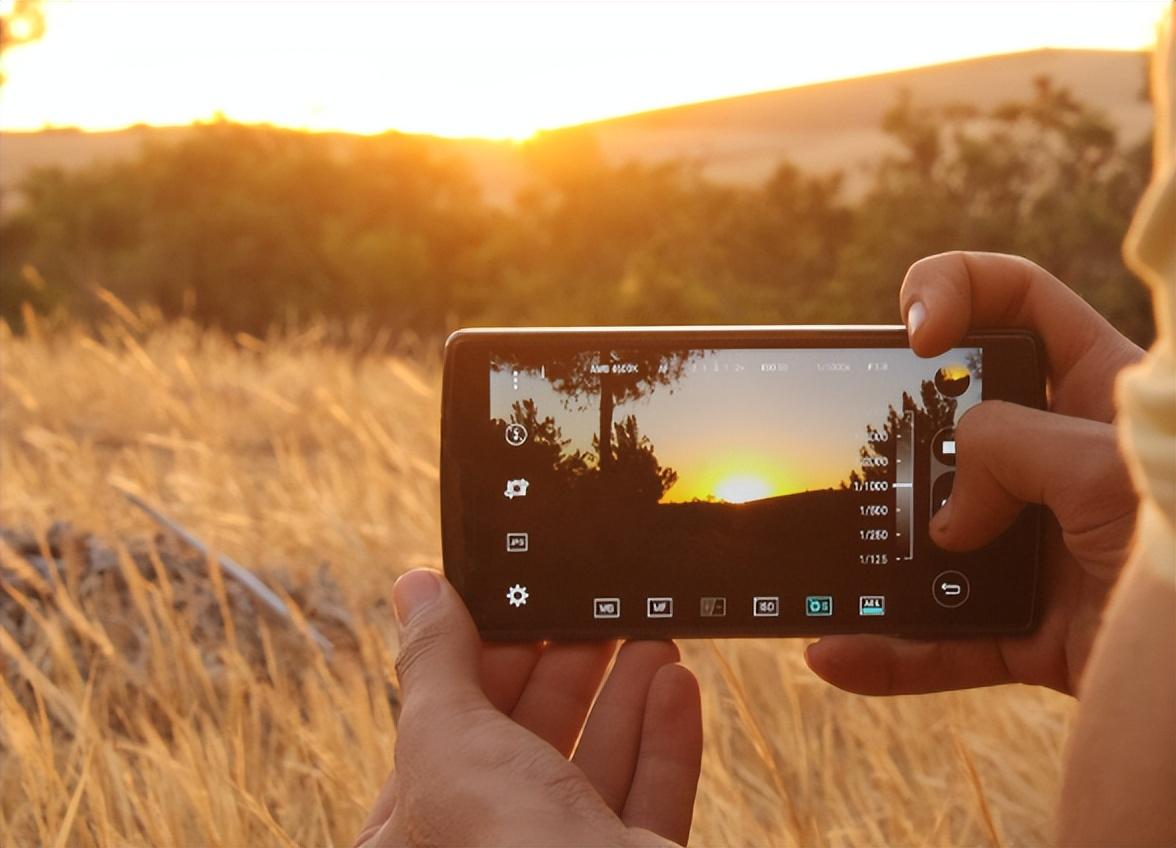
left=931, top=401, right=1128, bottom=551
left=392, top=569, right=485, bottom=710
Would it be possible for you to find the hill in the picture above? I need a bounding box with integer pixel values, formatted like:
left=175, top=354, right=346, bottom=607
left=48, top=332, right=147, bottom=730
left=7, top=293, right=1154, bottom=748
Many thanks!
left=0, top=48, right=1150, bottom=209
left=583, top=48, right=1151, bottom=189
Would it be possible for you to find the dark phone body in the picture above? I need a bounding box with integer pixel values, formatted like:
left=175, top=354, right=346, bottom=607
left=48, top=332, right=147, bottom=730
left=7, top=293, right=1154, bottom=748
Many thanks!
left=441, top=326, right=1045, bottom=640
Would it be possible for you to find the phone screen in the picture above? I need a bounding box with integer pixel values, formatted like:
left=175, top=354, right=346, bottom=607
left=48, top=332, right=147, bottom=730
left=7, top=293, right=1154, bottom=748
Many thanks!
left=443, top=331, right=1042, bottom=638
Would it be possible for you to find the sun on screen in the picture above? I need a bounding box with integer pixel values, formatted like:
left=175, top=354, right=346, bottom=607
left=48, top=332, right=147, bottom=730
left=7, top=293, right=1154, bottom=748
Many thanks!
left=713, top=474, right=773, bottom=504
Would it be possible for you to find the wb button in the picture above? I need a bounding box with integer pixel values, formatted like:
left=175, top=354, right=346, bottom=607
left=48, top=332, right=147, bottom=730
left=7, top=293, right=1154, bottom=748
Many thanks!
left=593, top=598, right=620, bottom=619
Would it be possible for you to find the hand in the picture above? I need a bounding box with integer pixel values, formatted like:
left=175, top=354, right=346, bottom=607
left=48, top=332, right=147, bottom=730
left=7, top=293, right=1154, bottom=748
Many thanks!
left=354, top=570, right=703, bottom=847
left=806, top=251, right=1144, bottom=696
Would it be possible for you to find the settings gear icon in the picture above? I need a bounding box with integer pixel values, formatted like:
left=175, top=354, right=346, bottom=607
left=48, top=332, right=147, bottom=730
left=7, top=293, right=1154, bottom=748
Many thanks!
left=506, top=584, right=529, bottom=608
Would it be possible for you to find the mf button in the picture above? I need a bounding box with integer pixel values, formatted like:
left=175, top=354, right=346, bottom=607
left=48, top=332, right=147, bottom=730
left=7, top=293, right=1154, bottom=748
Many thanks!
left=932, top=570, right=970, bottom=608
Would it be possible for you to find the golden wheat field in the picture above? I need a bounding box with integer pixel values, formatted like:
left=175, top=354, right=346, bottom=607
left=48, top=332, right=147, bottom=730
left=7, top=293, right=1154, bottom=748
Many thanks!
left=0, top=305, right=1076, bottom=847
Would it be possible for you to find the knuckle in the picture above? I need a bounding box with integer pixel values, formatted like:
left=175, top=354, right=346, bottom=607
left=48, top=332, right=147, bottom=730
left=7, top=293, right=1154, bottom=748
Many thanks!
left=954, top=400, right=1006, bottom=448
left=496, top=743, right=595, bottom=814
left=1069, top=424, right=1135, bottom=498
left=393, top=617, right=448, bottom=687
left=903, top=253, right=948, bottom=289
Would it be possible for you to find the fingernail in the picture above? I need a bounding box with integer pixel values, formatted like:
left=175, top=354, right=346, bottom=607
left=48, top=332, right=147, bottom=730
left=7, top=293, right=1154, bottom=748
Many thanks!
left=393, top=569, right=441, bottom=625
left=906, top=301, right=926, bottom=340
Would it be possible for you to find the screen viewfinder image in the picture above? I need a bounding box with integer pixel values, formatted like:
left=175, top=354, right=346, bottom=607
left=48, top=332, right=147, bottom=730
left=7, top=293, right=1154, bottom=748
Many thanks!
left=458, top=343, right=1035, bottom=637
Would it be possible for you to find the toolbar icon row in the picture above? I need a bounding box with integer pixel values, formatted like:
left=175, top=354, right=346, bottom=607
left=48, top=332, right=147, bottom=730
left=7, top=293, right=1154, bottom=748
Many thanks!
left=577, top=596, right=888, bottom=618
left=508, top=593, right=898, bottom=616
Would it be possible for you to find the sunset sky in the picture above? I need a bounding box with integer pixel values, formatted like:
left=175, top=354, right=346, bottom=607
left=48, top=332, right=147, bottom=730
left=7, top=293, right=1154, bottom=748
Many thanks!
left=491, top=349, right=982, bottom=503
left=0, top=1, right=1166, bottom=139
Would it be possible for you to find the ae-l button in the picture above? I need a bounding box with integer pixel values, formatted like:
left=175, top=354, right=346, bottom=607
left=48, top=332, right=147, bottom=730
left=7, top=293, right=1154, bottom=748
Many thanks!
left=932, top=570, right=970, bottom=608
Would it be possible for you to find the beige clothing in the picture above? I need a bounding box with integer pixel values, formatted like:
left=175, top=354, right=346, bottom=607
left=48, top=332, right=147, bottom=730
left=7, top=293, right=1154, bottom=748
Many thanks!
left=1119, top=7, right=1176, bottom=584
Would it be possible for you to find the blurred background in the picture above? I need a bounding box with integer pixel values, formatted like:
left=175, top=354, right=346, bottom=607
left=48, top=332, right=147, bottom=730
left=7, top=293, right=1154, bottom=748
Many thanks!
left=0, top=0, right=1163, bottom=344
left=0, top=3, right=1168, bottom=846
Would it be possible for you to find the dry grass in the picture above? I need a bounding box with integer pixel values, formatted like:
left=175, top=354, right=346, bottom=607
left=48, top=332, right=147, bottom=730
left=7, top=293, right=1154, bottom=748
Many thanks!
left=0, top=308, right=1074, bottom=846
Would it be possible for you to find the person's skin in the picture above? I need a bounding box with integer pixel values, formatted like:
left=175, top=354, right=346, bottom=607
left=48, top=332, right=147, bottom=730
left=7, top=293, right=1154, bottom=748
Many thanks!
left=354, top=569, right=703, bottom=847
left=806, top=251, right=1144, bottom=696
left=1057, top=552, right=1176, bottom=847
left=806, top=249, right=1175, bottom=844
left=359, top=250, right=1168, bottom=846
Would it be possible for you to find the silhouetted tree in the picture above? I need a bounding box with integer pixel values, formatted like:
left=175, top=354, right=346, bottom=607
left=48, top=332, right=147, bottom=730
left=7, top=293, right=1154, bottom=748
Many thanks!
left=594, top=414, right=678, bottom=504
left=848, top=378, right=958, bottom=488
left=502, top=350, right=699, bottom=471
left=491, top=398, right=590, bottom=488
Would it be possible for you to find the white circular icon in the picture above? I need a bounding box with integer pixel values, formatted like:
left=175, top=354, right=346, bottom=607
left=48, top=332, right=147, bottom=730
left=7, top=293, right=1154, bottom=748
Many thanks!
left=507, top=584, right=529, bottom=607
left=505, top=423, right=528, bottom=447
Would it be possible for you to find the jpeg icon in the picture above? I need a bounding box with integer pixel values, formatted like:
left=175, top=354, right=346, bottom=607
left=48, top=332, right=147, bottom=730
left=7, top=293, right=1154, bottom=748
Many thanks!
left=505, top=532, right=529, bottom=553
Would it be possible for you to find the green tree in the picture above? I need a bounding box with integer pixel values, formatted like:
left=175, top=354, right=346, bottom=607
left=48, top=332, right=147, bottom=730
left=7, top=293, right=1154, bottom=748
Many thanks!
left=838, top=78, right=1152, bottom=343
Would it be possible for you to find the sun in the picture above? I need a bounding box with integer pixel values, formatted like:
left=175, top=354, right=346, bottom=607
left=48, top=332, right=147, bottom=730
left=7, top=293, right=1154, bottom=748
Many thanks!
left=713, top=474, right=773, bottom=504
left=663, top=454, right=798, bottom=504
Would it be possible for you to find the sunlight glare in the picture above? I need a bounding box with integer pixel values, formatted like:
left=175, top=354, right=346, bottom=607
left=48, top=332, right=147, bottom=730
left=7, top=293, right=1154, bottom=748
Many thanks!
left=714, top=474, right=773, bottom=505
left=0, top=1, right=1165, bottom=138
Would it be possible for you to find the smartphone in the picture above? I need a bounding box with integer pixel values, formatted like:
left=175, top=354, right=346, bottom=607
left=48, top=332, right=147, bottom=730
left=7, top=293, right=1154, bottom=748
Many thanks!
left=441, top=326, right=1045, bottom=640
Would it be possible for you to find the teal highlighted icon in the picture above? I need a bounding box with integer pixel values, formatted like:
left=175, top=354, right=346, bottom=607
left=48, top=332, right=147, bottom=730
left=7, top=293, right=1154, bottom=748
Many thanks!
left=859, top=595, right=885, bottom=616
left=805, top=595, right=833, bottom=617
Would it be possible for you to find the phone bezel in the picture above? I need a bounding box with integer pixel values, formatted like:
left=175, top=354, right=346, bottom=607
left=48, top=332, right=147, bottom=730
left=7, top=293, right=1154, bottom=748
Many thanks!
left=441, top=326, right=1045, bottom=640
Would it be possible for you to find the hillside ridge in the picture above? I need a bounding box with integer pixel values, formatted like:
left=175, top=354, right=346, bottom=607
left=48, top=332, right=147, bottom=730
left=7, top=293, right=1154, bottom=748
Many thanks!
left=0, top=48, right=1151, bottom=206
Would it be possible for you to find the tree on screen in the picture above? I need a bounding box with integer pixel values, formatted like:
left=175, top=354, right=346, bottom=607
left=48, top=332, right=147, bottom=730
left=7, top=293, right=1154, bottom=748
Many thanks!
left=591, top=414, right=678, bottom=504
left=502, top=349, right=699, bottom=471
left=848, top=378, right=957, bottom=487
left=493, top=402, right=676, bottom=507
left=489, top=399, right=591, bottom=499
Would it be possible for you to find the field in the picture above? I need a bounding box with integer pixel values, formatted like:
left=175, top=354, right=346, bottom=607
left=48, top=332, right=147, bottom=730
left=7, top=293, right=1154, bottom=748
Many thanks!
left=0, top=308, right=1075, bottom=846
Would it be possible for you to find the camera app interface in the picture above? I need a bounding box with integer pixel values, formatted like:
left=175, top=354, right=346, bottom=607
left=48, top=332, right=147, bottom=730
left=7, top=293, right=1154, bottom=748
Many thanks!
left=474, top=347, right=981, bottom=633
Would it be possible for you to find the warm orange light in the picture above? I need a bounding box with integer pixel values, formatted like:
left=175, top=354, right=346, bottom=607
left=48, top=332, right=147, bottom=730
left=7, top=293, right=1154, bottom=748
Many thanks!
left=665, top=453, right=803, bottom=504
left=0, top=2, right=1164, bottom=139
left=6, top=14, right=33, bottom=41
left=713, top=474, right=773, bottom=504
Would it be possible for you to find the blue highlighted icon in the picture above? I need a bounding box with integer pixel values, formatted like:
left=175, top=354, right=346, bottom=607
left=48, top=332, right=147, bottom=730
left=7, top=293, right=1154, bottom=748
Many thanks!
left=805, top=595, right=833, bottom=617
left=859, top=595, right=886, bottom=616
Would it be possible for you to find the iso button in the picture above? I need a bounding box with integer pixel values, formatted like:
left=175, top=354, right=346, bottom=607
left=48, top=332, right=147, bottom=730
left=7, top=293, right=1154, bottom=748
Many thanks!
left=932, top=570, right=970, bottom=608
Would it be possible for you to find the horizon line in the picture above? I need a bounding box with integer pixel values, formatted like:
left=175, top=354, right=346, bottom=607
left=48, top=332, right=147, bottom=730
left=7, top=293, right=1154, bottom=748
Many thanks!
left=0, top=45, right=1149, bottom=143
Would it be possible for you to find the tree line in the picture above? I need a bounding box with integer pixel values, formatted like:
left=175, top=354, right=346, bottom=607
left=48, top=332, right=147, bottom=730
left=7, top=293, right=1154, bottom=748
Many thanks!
left=0, top=77, right=1155, bottom=346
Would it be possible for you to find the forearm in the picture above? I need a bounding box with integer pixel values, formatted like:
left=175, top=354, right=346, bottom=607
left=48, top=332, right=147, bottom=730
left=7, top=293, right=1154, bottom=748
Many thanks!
left=1057, top=524, right=1176, bottom=847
